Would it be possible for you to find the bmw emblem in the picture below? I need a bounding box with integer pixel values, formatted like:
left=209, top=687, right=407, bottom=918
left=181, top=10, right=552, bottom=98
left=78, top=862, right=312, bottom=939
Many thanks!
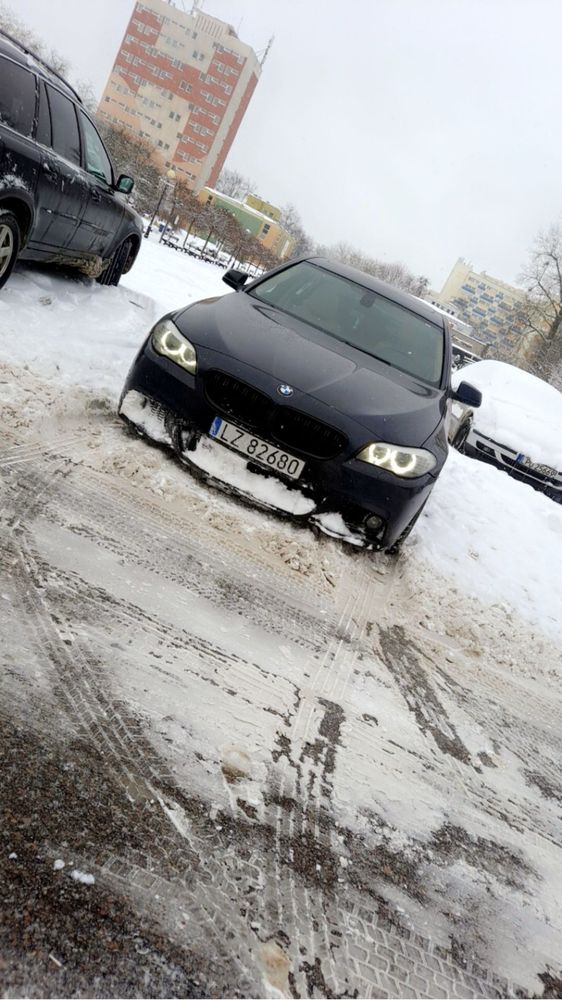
left=277, top=383, right=294, bottom=397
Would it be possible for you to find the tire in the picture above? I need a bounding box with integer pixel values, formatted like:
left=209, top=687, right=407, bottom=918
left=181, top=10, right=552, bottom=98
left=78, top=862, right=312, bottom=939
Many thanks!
left=452, top=418, right=472, bottom=454
left=97, top=238, right=132, bottom=287
left=0, top=211, right=22, bottom=291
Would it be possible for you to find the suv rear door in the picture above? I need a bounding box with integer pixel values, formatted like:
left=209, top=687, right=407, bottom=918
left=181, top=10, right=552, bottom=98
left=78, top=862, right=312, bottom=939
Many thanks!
left=75, top=110, right=124, bottom=257
left=31, top=83, right=90, bottom=252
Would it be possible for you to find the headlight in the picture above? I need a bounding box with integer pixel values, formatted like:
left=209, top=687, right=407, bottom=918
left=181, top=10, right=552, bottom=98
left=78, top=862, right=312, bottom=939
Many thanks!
left=357, top=442, right=436, bottom=478
left=152, top=318, right=197, bottom=374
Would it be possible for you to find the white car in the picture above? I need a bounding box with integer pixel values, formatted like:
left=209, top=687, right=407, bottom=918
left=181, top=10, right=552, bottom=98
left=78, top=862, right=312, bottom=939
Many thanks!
left=449, top=359, right=562, bottom=504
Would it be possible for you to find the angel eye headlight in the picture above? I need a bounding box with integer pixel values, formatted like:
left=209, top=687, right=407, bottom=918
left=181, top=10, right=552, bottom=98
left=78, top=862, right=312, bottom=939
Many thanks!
left=357, top=442, right=436, bottom=478
left=152, top=318, right=197, bottom=374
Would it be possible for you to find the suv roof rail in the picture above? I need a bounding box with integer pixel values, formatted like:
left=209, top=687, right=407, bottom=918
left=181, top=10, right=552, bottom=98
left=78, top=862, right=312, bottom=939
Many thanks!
left=0, top=27, right=83, bottom=104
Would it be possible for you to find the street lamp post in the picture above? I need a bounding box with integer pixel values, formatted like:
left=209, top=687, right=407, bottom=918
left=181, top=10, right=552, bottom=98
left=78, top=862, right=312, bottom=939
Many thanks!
left=144, top=168, right=176, bottom=239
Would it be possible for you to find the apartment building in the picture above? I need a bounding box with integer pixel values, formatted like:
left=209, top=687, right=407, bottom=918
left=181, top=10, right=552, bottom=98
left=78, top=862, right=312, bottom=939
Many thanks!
left=429, top=258, right=534, bottom=362
left=198, top=187, right=294, bottom=260
left=98, top=0, right=262, bottom=190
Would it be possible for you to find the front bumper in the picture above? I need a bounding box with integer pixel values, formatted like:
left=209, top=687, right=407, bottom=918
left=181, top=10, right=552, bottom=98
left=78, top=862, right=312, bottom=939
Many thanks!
left=119, top=340, right=437, bottom=548
left=465, top=427, right=562, bottom=504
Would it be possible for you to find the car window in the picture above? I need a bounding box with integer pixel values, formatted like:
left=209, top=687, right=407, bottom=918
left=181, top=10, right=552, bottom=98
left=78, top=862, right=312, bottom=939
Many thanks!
left=46, top=84, right=81, bottom=166
left=0, top=55, right=36, bottom=138
left=78, top=112, right=113, bottom=185
left=249, top=261, right=445, bottom=386
left=35, top=81, right=51, bottom=147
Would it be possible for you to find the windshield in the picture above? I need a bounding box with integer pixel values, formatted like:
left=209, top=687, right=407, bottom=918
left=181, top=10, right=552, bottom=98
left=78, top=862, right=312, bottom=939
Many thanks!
left=249, top=261, right=444, bottom=386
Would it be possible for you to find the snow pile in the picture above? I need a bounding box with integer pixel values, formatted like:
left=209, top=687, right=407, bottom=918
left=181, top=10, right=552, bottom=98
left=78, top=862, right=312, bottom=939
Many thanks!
left=414, top=447, right=562, bottom=638
left=120, top=390, right=172, bottom=445
left=0, top=238, right=225, bottom=401
left=70, top=869, right=95, bottom=885
left=188, top=435, right=316, bottom=515
left=454, top=359, right=562, bottom=469
left=312, top=512, right=365, bottom=546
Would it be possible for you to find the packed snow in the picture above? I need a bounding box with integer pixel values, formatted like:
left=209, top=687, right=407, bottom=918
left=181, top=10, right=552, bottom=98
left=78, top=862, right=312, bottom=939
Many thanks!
left=2, top=240, right=562, bottom=997
left=70, top=869, right=95, bottom=885
left=120, top=389, right=172, bottom=445
left=184, top=434, right=316, bottom=515
left=454, top=358, right=562, bottom=469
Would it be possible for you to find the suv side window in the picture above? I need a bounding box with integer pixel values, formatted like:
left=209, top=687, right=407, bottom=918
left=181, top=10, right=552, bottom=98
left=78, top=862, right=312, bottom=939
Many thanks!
left=35, top=81, right=52, bottom=147
left=46, top=84, right=81, bottom=165
left=78, top=112, right=113, bottom=185
left=0, top=55, right=37, bottom=137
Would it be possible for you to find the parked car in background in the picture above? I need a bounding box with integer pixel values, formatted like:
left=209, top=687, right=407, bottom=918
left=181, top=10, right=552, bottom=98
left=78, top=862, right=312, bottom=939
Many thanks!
left=119, top=255, right=481, bottom=551
left=0, top=30, right=142, bottom=290
left=449, top=359, right=562, bottom=503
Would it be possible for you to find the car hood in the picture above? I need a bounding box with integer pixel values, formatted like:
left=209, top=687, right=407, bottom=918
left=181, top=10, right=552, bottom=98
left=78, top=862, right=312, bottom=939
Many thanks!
left=174, top=292, right=445, bottom=446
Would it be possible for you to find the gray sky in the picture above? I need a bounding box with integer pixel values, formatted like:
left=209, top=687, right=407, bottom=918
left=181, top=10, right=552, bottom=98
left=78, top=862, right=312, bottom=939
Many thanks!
left=10, top=0, right=562, bottom=289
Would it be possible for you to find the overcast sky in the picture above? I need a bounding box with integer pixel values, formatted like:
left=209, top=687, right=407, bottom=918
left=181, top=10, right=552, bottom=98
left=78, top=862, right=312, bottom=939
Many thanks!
left=10, top=0, right=562, bottom=289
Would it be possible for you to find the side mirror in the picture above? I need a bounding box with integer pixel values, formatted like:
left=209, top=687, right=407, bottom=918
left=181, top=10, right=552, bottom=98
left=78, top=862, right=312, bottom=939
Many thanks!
left=115, top=174, right=134, bottom=194
left=453, top=381, right=482, bottom=407
left=222, top=268, right=248, bottom=291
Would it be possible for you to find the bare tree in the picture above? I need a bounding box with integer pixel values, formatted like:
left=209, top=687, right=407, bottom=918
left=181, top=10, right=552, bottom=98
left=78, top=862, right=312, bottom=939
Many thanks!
left=216, top=167, right=256, bottom=200
left=74, top=79, right=98, bottom=115
left=0, top=2, right=69, bottom=76
left=173, top=182, right=200, bottom=231
left=96, top=122, right=162, bottom=216
left=515, top=225, right=562, bottom=386
left=279, top=203, right=314, bottom=257
left=317, top=240, right=429, bottom=296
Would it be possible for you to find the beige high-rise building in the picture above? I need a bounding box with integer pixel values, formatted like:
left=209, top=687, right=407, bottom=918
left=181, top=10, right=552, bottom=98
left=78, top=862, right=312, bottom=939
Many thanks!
left=98, top=0, right=262, bottom=191
left=428, top=258, right=535, bottom=362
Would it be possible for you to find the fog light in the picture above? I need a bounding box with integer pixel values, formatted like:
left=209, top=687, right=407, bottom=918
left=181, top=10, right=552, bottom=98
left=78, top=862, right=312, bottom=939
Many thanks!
left=365, top=514, right=384, bottom=534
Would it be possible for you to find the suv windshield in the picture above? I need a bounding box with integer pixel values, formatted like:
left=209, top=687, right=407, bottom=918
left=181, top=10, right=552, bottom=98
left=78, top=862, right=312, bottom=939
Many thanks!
left=249, top=260, right=444, bottom=385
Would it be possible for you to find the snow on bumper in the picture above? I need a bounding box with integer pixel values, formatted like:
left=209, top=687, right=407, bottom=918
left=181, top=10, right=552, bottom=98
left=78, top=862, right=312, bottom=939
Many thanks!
left=119, top=390, right=316, bottom=518
left=119, top=390, right=172, bottom=446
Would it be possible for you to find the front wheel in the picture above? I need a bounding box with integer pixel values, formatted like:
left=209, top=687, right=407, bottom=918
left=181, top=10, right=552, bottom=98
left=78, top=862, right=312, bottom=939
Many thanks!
left=97, top=238, right=133, bottom=287
left=452, top=418, right=472, bottom=454
left=0, top=211, right=22, bottom=291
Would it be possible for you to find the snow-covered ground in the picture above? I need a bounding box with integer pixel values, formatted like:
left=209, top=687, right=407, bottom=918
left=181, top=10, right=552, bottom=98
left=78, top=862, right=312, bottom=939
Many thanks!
left=1, top=240, right=562, bottom=998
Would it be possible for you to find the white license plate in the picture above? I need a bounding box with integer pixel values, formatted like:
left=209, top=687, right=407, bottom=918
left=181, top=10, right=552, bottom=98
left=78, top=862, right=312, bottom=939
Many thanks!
left=522, top=456, right=556, bottom=477
left=209, top=417, right=305, bottom=480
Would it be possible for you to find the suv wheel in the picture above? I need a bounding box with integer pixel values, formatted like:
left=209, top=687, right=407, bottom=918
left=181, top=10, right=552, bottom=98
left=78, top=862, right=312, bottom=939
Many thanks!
left=97, top=238, right=132, bottom=288
left=453, top=418, right=472, bottom=454
left=0, top=211, right=21, bottom=290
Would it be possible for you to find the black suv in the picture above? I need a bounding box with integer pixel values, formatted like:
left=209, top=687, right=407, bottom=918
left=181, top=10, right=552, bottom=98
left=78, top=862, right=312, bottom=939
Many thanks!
left=0, top=31, right=143, bottom=290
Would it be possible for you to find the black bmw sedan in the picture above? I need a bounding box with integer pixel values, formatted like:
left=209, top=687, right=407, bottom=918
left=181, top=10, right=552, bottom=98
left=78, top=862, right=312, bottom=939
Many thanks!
left=119, top=256, right=481, bottom=550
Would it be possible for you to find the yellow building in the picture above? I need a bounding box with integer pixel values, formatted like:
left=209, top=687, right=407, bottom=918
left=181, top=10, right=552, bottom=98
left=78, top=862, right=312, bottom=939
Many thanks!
left=198, top=187, right=294, bottom=260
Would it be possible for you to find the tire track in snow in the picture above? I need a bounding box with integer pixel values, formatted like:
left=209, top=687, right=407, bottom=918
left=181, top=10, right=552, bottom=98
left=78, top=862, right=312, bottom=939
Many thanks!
left=1, top=414, right=551, bottom=998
